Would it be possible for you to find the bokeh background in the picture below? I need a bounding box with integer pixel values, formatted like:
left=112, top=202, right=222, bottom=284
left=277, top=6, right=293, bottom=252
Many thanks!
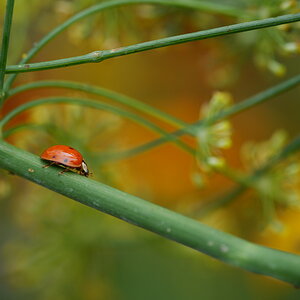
left=1, top=0, right=300, bottom=299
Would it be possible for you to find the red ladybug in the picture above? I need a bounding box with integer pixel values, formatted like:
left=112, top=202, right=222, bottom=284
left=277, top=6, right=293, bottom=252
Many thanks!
left=40, top=145, right=89, bottom=177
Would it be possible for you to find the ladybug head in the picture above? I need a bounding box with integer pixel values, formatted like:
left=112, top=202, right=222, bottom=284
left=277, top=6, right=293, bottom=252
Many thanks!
left=80, top=160, right=89, bottom=177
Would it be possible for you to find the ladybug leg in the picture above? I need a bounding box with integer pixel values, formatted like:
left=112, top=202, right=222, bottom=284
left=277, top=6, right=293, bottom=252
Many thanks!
left=58, top=169, right=69, bottom=175
left=42, top=162, right=55, bottom=168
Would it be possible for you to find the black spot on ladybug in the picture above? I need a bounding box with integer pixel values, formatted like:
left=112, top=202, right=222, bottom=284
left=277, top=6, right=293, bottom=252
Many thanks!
left=64, top=159, right=68, bottom=163
left=68, top=147, right=74, bottom=150
left=52, top=155, right=56, bottom=158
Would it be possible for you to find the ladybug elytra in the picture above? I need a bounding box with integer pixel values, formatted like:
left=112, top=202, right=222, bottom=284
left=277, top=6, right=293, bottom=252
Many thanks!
left=40, top=145, right=89, bottom=177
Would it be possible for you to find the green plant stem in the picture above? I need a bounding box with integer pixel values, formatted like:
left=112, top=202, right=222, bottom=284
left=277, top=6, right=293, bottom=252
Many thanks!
left=0, top=140, right=299, bottom=285
left=197, top=134, right=300, bottom=217
left=197, top=186, right=247, bottom=218
left=99, top=74, right=300, bottom=161
left=11, top=70, right=300, bottom=157
left=7, top=80, right=186, bottom=129
left=2, top=123, right=45, bottom=139
left=0, top=0, right=15, bottom=101
left=0, top=97, right=194, bottom=155
left=3, top=0, right=246, bottom=92
left=5, top=13, right=300, bottom=74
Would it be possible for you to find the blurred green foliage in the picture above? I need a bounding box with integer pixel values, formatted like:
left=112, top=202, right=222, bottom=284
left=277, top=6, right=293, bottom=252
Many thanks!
left=241, top=130, right=300, bottom=228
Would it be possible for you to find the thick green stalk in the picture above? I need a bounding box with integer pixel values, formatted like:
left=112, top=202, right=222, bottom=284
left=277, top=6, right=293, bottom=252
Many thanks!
left=0, top=97, right=194, bottom=154
left=0, top=140, right=299, bottom=285
left=5, top=13, right=300, bottom=74
left=3, top=0, right=245, bottom=92
left=7, top=80, right=186, bottom=128
left=0, top=0, right=15, bottom=101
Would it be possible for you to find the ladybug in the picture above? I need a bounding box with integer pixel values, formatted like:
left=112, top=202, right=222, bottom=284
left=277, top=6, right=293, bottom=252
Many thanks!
left=40, top=145, right=89, bottom=177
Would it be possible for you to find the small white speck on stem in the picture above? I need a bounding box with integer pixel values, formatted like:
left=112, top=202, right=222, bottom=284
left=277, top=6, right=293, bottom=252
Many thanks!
left=220, top=244, right=229, bottom=253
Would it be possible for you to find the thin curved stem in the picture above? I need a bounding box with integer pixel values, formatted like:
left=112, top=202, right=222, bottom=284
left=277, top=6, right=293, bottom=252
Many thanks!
left=0, top=97, right=195, bottom=155
left=2, top=123, right=46, bottom=139
left=0, top=0, right=15, bottom=102
left=197, top=186, right=247, bottom=218
left=5, top=13, right=300, bottom=74
left=100, top=74, right=300, bottom=161
left=8, top=80, right=186, bottom=128
left=197, top=134, right=300, bottom=217
left=9, top=73, right=300, bottom=159
left=3, top=0, right=246, bottom=92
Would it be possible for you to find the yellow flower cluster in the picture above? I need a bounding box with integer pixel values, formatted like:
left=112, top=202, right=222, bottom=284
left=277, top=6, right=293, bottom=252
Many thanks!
left=196, top=91, right=233, bottom=172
